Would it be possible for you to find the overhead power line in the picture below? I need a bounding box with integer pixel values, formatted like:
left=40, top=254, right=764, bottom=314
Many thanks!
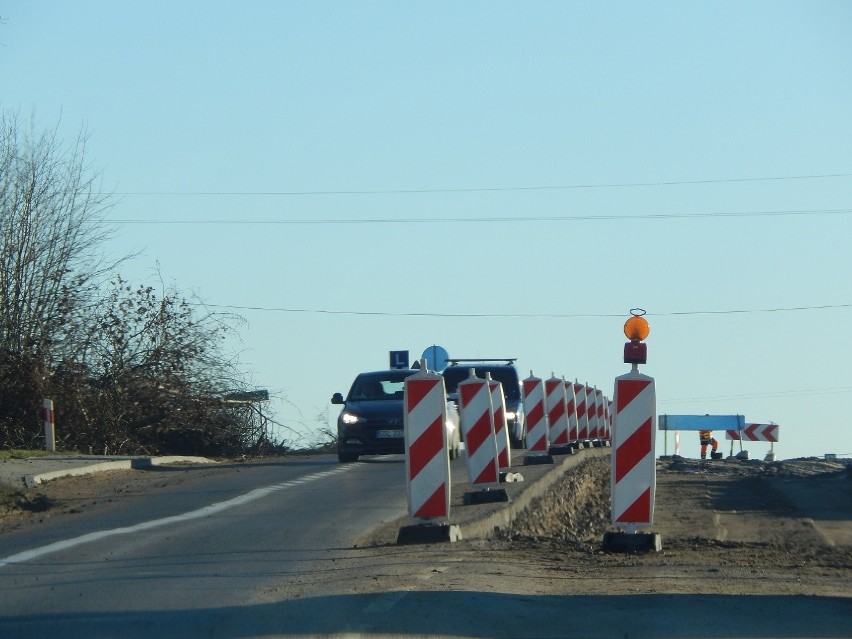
left=660, top=385, right=852, bottom=404
left=104, top=207, right=852, bottom=225
left=194, top=302, right=852, bottom=318
left=107, top=171, right=852, bottom=197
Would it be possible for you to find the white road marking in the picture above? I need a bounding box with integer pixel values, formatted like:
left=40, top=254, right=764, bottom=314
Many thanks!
left=0, top=465, right=355, bottom=568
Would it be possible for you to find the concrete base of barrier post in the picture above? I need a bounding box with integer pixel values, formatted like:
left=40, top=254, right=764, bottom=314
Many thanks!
left=397, top=523, right=462, bottom=545
left=463, top=488, right=509, bottom=505
left=548, top=445, right=574, bottom=456
left=601, top=531, right=662, bottom=553
left=500, top=471, right=524, bottom=483
left=523, top=453, right=554, bottom=466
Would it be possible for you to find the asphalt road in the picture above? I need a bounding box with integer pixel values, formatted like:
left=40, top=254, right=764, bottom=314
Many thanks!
left=0, top=455, right=412, bottom=638
left=1, top=452, right=849, bottom=639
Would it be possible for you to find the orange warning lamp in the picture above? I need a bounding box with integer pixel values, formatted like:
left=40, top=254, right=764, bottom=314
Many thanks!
left=624, top=315, right=650, bottom=341
left=623, top=309, right=649, bottom=365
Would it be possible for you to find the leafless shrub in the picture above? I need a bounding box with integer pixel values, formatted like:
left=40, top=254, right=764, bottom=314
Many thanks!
left=0, top=111, right=279, bottom=455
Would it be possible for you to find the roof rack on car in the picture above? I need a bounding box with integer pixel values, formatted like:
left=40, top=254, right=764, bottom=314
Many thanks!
left=447, top=358, right=517, bottom=366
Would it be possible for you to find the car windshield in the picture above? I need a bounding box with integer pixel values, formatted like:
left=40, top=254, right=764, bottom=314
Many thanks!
left=442, top=366, right=521, bottom=400
left=348, top=371, right=414, bottom=401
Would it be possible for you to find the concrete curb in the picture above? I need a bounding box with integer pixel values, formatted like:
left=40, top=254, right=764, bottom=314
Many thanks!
left=21, top=456, right=217, bottom=488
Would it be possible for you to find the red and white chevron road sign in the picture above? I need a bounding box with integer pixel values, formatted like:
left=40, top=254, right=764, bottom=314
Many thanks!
left=487, top=376, right=511, bottom=469
left=545, top=375, right=570, bottom=447
left=726, top=423, right=779, bottom=442
left=565, top=380, right=579, bottom=443
left=404, top=368, right=451, bottom=521
left=524, top=374, right=549, bottom=453
left=459, top=373, right=500, bottom=486
left=586, top=385, right=599, bottom=440
left=611, top=371, right=657, bottom=530
left=574, top=381, right=589, bottom=440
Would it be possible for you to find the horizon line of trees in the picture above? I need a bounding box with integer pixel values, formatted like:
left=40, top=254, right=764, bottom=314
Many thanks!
left=0, top=109, right=284, bottom=457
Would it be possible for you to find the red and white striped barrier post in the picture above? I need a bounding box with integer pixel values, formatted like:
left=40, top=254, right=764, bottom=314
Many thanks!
left=488, top=375, right=524, bottom=483
left=485, top=373, right=512, bottom=470
left=403, top=365, right=451, bottom=520
left=458, top=371, right=500, bottom=486
left=565, top=380, right=579, bottom=447
left=523, top=372, right=554, bottom=465
left=545, top=374, right=571, bottom=452
left=574, top=381, right=588, bottom=446
left=609, top=400, right=615, bottom=443
left=459, top=370, right=510, bottom=503
left=42, top=399, right=55, bottom=452
left=487, top=374, right=511, bottom=470
left=586, top=384, right=598, bottom=443
left=604, top=310, right=661, bottom=552
left=595, top=388, right=605, bottom=446
left=398, top=361, right=460, bottom=544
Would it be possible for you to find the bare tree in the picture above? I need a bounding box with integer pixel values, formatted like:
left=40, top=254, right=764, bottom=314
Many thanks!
left=0, top=111, right=280, bottom=455
left=0, top=110, right=115, bottom=357
left=0, top=110, right=117, bottom=447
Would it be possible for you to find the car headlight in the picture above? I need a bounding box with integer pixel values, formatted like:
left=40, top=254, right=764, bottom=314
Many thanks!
left=340, top=412, right=365, bottom=425
left=505, top=410, right=517, bottom=421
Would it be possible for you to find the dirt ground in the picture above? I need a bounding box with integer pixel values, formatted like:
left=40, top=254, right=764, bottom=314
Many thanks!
left=2, top=455, right=850, bottom=600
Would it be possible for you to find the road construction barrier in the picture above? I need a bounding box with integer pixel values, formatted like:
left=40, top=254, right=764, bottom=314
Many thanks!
left=545, top=375, right=570, bottom=448
left=566, top=380, right=579, bottom=443
left=726, top=423, right=779, bottom=442
left=523, top=373, right=549, bottom=453
left=487, top=375, right=511, bottom=469
left=574, top=381, right=589, bottom=441
left=602, top=311, right=662, bottom=552
left=403, top=366, right=451, bottom=520
left=42, top=399, right=55, bottom=452
left=458, top=371, right=500, bottom=486
left=658, top=414, right=746, bottom=457
left=612, top=372, right=657, bottom=529
left=727, top=422, right=780, bottom=461
left=659, top=414, right=745, bottom=431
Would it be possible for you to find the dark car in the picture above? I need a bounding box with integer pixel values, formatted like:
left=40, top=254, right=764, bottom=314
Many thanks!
left=331, top=368, right=460, bottom=463
left=441, top=358, right=526, bottom=448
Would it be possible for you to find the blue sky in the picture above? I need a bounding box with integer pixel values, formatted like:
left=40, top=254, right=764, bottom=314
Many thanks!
left=3, top=1, right=851, bottom=459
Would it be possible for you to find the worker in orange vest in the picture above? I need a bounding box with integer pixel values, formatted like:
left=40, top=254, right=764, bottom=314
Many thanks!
left=699, top=430, right=719, bottom=459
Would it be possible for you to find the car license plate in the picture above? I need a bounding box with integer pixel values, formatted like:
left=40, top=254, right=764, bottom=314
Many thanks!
left=376, top=429, right=403, bottom=439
